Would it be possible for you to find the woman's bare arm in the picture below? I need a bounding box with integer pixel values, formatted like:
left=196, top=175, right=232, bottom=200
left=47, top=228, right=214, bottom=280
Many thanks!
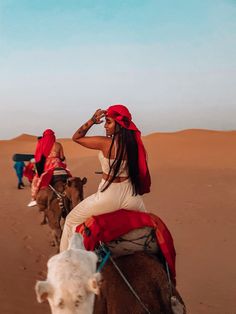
left=72, top=109, right=108, bottom=150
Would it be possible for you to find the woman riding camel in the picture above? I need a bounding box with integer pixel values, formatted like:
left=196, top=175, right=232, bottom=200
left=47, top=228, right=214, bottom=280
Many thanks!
left=27, top=129, right=69, bottom=207
left=60, top=104, right=151, bottom=252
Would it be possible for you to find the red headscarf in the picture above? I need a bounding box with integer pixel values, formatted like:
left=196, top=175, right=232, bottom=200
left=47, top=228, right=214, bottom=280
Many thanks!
left=106, top=104, right=151, bottom=195
left=34, top=129, right=56, bottom=163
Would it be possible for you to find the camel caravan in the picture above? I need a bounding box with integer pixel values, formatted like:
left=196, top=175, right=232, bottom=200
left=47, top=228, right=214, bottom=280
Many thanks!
left=14, top=150, right=87, bottom=248
left=32, top=162, right=187, bottom=313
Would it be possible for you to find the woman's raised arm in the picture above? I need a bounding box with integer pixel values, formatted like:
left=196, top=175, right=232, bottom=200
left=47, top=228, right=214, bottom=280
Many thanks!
left=72, top=109, right=108, bottom=150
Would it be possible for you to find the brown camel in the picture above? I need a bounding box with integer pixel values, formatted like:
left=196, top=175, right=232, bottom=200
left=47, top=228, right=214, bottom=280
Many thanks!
left=65, top=176, right=87, bottom=209
left=36, top=176, right=87, bottom=247
left=94, top=252, right=186, bottom=314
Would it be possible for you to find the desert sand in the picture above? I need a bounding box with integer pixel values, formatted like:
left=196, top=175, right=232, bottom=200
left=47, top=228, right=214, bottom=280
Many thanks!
left=0, top=130, right=236, bottom=314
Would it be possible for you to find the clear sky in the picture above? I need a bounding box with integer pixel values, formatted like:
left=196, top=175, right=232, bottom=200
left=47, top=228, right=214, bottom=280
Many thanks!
left=0, top=0, right=235, bottom=139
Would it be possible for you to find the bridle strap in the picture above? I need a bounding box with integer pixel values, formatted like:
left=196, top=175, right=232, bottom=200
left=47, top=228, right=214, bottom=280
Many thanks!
left=97, top=243, right=151, bottom=314
left=49, top=184, right=65, bottom=199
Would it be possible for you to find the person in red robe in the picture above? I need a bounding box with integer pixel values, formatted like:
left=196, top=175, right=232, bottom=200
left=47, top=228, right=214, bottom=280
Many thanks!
left=27, top=129, right=70, bottom=207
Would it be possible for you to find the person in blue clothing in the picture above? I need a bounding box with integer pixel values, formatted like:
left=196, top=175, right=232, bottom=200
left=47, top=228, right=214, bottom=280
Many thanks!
left=14, top=161, right=25, bottom=189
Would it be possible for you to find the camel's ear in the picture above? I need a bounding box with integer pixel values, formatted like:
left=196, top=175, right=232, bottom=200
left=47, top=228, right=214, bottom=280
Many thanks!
left=35, top=281, right=53, bottom=303
left=68, top=233, right=85, bottom=250
left=67, top=178, right=72, bottom=187
left=82, top=177, right=87, bottom=185
left=87, top=273, right=102, bottom=295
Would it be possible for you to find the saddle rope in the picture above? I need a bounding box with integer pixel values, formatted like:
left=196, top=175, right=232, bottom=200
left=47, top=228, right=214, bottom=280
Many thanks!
left=49, top=184, right=67, bottom=216
left=81, top=223, right=151, bottom=314
left=49, top=184, right=64, bottom=198
left=97, top=242, right=151, bottom=314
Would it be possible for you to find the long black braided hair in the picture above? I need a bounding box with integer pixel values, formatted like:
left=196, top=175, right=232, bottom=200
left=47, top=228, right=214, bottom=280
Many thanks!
left=101, top=122, right=140, bottom=195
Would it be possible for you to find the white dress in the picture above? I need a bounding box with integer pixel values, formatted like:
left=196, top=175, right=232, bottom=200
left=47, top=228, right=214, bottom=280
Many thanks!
left=60, top=151, right=146, bottom=252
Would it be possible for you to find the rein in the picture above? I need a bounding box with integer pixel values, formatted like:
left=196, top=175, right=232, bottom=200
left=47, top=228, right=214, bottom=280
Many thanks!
left=96, top=241, right=151, bottom=314
left=49, top=184, right=69, bottom=218
left=49, top=184, right=64, bottom=199
left=81, top=223, right=151, bottom=313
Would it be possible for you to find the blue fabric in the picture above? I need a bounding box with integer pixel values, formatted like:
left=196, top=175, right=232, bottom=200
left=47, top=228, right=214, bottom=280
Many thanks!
left=14, top=161, right=25, bottom=183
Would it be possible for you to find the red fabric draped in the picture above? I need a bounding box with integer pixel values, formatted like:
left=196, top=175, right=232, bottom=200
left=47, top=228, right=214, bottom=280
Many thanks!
left=76, top=209, right=176, bottom=284
left=34, top=129, right=56, bottom=163
left=23, top=162, right=35, bottom=182
left=106, top=104, right=151, bottom=195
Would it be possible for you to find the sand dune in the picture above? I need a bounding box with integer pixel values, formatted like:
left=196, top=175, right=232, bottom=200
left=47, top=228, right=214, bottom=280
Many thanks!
left=0, top=130, right=235, bottom=314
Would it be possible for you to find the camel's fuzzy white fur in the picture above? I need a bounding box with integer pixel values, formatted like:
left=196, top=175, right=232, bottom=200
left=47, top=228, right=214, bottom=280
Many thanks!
left=35, top=234, right=101, bottom=314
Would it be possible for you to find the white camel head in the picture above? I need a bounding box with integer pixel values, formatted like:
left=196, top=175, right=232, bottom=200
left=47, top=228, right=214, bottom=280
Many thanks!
left=35, top=233, right=101, bottom=314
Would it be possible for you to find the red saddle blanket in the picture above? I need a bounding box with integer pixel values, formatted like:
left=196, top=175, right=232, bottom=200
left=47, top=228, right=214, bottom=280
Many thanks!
left=75, top=209, right=176, bottom=283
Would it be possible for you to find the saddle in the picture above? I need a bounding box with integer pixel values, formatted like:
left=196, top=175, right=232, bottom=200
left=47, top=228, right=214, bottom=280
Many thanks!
left=75, top=209, right=176, bottom=283
left=106, top=226, right=158, bottom=256
left=50, top=167, right=69, bottom=185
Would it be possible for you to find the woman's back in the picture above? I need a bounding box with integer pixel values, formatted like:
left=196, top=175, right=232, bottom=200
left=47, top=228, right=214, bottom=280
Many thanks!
left=47, top=142, right=64, bottom=159
left=98, top=151, right=128, bottom=178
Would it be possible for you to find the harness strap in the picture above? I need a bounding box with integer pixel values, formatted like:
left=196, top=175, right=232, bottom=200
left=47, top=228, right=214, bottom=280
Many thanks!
left=49, top=184, right=68, bottom=217
left=49, top=184, right=64, bottom=199
left=97, top=243, right=151, bottom=314
left=97, top=248, right=111, bottom=272
left=81, top=225, right=152, bottom=314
